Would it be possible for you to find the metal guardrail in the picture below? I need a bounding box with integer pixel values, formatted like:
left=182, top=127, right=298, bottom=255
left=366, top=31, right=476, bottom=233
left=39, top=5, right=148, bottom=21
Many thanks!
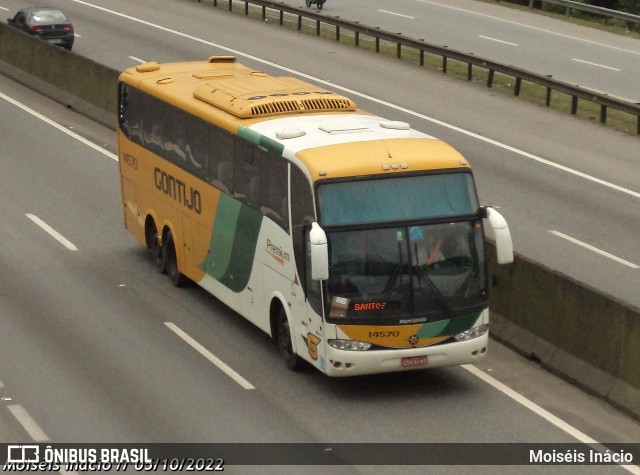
left=198, top=0, right=640, bottom=134
left=528, top=0, right=640, bottom=24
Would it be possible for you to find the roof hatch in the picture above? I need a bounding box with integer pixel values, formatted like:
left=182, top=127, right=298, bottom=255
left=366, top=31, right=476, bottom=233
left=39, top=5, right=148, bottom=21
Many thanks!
left=193, top=74, right=356, bottom=119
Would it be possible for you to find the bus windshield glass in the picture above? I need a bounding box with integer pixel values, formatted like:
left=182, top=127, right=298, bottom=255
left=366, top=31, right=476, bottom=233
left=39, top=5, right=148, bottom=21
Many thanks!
left=317, top=172, right=478, bottom=226
left=325, top=221, right=487, bottom=323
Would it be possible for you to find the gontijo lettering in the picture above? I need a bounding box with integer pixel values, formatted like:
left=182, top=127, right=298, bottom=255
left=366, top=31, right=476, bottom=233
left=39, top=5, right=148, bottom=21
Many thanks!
left=154, top=167, right=202, bottom=214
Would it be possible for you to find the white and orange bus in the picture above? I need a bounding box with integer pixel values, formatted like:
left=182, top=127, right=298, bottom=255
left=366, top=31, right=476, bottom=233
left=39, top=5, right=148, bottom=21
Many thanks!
left=117, top=56, right=513, bottom=376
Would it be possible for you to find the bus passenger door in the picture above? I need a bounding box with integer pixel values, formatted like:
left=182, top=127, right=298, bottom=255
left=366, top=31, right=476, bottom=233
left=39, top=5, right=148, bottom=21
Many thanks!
left=289, top=166, right=326, bottom=370
left=290, top=225, right=326, bottom=371
left=241, top=256, right=264, bottom=330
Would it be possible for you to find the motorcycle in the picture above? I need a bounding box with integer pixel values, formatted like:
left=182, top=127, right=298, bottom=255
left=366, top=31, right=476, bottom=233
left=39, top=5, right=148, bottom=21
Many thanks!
left=305, top=0, right=326, bottom=10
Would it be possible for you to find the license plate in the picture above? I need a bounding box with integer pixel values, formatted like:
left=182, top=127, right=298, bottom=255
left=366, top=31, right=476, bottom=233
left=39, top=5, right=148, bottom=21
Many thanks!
left=401, top=355, right=428, bottom=367
left=47, top=39, right=62, bottom=44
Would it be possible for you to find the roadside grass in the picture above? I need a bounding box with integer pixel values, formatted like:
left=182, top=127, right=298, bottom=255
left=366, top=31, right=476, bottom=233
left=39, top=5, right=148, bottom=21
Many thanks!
left=199, top=0, right=640, bottom=135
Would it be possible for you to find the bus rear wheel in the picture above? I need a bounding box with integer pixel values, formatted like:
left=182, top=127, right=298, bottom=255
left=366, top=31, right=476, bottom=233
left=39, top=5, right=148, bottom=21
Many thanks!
left=146, top=222, right=166, bottom=274
left=277, top=308, right=302, bottom=371
left=163, top=230, right=187, bottom=287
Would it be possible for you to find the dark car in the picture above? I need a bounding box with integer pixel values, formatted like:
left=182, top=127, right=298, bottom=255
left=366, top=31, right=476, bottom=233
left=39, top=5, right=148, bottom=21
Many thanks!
left=7, top=7, right=74, bottom=51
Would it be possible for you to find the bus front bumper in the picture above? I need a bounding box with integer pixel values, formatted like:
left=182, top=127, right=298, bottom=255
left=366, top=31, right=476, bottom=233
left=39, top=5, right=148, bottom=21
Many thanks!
left=323, top=333, right=488, bottom=377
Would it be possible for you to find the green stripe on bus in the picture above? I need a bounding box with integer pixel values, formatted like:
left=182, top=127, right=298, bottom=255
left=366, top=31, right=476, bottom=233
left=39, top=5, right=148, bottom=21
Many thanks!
left=238, top=126, right=285, bottom=156
left=416, top=312, right=480, bottom=338
left=416, top=320, right=450, bottom=338
left=199, top=194, right=240, bottom=282
left=198, top=194, right=263, bottom=292
left=441, top=312, right=480, bottom=336
left=221, top=204, right=263, bottom=292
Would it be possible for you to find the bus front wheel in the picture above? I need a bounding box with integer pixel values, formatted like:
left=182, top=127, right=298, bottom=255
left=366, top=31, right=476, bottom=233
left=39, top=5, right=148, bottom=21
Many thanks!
left=277, top=308, right=302, bottom=371
left=163, top=230, right=187, bottom=287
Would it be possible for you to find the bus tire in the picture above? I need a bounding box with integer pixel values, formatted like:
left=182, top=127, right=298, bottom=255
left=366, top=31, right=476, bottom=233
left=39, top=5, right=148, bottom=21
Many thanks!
left=277, top=307, right=302, bottom=371
left=146, top=222, right=166, bottom=274
left=163, top=230, right=187, bottom=287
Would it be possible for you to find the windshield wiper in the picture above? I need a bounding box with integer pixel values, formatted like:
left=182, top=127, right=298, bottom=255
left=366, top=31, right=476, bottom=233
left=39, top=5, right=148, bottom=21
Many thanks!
left=382, top=240, right=406, bottom=297
left=414, top=264, right=456, bottom=320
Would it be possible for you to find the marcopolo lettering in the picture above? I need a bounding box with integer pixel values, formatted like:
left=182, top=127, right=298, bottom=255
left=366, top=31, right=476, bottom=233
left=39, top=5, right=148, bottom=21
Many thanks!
left=154, top=167, right=202, bottom=214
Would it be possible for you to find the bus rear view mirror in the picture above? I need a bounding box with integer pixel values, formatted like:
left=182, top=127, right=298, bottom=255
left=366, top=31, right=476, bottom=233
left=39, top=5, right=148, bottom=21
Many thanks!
left=309, top=222, right=329, bottom=281
left=483, top=207, right=514, bottom=265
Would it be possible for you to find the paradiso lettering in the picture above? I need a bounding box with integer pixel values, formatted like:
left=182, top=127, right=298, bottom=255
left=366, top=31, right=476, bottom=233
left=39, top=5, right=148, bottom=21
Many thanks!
left=154, top=167, right=202, bottom=214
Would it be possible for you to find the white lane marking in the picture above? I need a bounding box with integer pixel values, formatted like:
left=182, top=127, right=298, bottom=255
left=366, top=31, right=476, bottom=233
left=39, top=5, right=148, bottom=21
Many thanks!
left=128, top=56, right=147, bottom=63
left=464, top=365, right=640, bottom=474
left=7, top=404, right=50, bottom=442
left=25, top=214, right=79, bottom=251
left=550, top=230, right=639, bottom=269
left=165, top=322, right=255, bottom=390
left=0, top=92, right=118, bottom=162
left=6, top=396, right=78, bottom=474
left=478, top=35, right=518, bottom=47
left=416, top=0, right=640, bottom=57
left=571, top=58, right=621, bottom=72
left=0, top=7, right=10, bottom=12
left=378, top=9, right=415, bottom=20
left=70, top=0, right=640, bottom=202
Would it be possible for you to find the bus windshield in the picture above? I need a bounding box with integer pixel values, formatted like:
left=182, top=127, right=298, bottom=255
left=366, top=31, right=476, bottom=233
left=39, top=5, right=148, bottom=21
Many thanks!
left=317, top=172, right=478, bottom=226
left=325, top=221, right=487, bottom=323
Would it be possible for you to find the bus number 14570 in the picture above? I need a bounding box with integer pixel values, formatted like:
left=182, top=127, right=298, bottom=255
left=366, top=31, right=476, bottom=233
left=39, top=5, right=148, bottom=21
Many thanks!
left=368, top=331, right=400, bottom=338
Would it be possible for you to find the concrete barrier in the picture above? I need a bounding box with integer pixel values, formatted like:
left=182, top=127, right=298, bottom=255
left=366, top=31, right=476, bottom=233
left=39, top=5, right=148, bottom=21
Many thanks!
left=0, top=22, right=118, bottom=128
left=1, top=21, right=639, bottom=419
left=488, top=243, right=640, bottom=419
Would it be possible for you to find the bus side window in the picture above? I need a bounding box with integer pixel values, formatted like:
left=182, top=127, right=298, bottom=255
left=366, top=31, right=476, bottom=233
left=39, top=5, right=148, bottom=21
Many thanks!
left=118, top=83, right=129, bottom=136
left=184, top=118, right=209, bottom=180
left=212, top=162, right=233, bottom=194
left=233, top=138, right=258, bottom=204
left=208, top=129, right=233, bottom=193
left=122, top=87, right=144, bottom=144
left=249, top=176, right=261, bottom=206
left=142, top=100, right=165, bottom=157
left=164, top=109, right=187, bottom=167
left=260, top=152, right=288, bottom=231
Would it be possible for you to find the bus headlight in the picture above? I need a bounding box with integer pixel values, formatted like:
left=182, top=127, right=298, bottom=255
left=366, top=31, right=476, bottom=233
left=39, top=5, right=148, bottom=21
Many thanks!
left=328, top=339, right=372, bottom=351
left=454, top=324, right=489, bottom=342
